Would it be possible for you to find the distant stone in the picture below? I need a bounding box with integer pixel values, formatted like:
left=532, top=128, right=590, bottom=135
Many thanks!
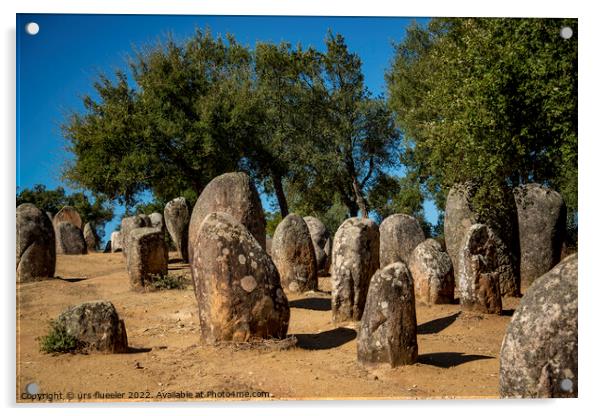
left=272, top=213, right=318, bottom=293
left=331, top=217, right=380, bottom=322
left=126, top=227, right=168, bottom=290
left=357, top=262, right=418, bottom=367
left=149, top=212, right=166, bottom=233
left=379, top=213, right=425, bottom=268
left=514, top=183, right=567, bottom=287
left=111, top=231, right=123, bottom=253
left=83, top=222, right=99, bottom=252
left=16, top=203, right=56, bottom=282
left=120, top=216, right=146, bottom=258
left=266, top=236, right=273, bottom=256
left=499, top=254, right=577, bottom=398
left=409, top=239, right=455, bottom=304
left=164, top=197, right=190, bottom=262
left=103, top=240, right=112, bottom=253
left=56, top=301, right=128, bottom=353
left=53, top=206, right=82, bottom=230
left=303, top=216, right=332, bottom=274
left=55, top=222, right=86, bottom=255
left=458, top=224, right=503, bottom=314
left=191, top=212, right=289, bottom=344
left=188, top=172, right=266, bottom=263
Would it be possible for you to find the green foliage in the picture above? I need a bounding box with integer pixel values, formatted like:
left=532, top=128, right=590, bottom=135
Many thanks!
left=39, top=321, right=83, bottom=354
left=133, top=199, right=166, bottom=215
left=149, top=274, right=186, bottom=290
left=265, top=211, right=282, bottom=237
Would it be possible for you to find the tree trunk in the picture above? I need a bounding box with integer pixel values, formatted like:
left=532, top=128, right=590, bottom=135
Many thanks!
left=272, top=172, right=289, bottom=218
left=352, top=176, right=369, bottom=219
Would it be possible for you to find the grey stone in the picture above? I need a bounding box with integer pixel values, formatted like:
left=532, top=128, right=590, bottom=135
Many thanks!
left=53, top=206, right=82, bottom=230
left=303, top=216, right=331, bottom=274
left=191, top=212, right=289, bottom=344
left=111, top=231, right=123, bottom=253
left=126, top=227, right=168, bottom=290
left=499, top=254, right=577, bottom=398
left=379, top=213, right=425, bottom=268
left=83, top=222, right=98, bottom=252
left=409, top=239, right=455, bottom=304
left=266, top=236, right=273, bottom=256
left=120, top=216, right=146, bottom=258
left=357, top=262, right=418, bottom=367
left=164, top=197, right=190, bottom=262
left=149, top=212, right=166, bottom=233
left=331, top=217, right=380, bottom=322
left=16, top=203, right=56, bottom=282
left=55, top=222, right=86, bottom=255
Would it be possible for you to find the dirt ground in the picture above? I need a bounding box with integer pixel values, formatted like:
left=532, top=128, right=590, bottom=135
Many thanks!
left=16, top=252, right=521, bottom=402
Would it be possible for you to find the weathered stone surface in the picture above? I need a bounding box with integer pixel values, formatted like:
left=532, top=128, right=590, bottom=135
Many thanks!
left=138, top=214, right=151, bottom=227
left=53, top=206, right=82, bottom=229
left=189, top=172, right=266, bottom=263
left=191, top=212, right=289, bottom=344
left=272, top=214, right=318, bottom=293
left=444, top=183, right=520, bottom=296
left=514, top=183, right=567, bottom=287
left=266, top=236, right=273, bottom=256
left=331, top=217, right=380, bottom=322
left=458, top=224, right=503, bottom=314
left=357, top=262, right=418, bottom=367
left=303, top=216, right=331, bottom=274
left=499, top=254, right=577, bottom=398
left=16, top=203, right=56, bottom=282
left=55, top=222, right=86, bottom=255
left=164, top=197, right=189, bottom=262
left=126, top=227, right=168, bottom=290
left=379, top=214, right=425, bottom=269
left=409, top=239, right=455, bottom=304
left=83, top=222, right=98, bottom=252
left=149, top=212, right=165, bottom=232
left=57, top=301, right=128, bottom=353
left=111, top=231, right=123, bottom=253
left=120, top=216, right=146, bottom=258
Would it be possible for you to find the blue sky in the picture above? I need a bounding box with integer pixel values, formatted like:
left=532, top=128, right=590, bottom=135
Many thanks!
left=16, top=13, right=437, bottom=242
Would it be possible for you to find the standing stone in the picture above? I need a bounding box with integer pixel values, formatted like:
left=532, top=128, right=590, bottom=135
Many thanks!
left=266, top=236, right=273, bottom=257
left=331, top=217, right=380, bottom=322
left=514, top=183, right=567, bottom=287
left=53, top=206, right=82, bottom=229
left=149, top=212, right=165, bottom=233
left=103, top=240, right=112, bottom=253
left=55, top=222, right=87, bottom=255
left=272, top=214, right=318, bottom=293
left=458, top=224, right=503, bottom=314
left=409, top=239, right=455, bottom=304
left=164, top=197, right=190, bottom=262
left=191, top=212, right=289, bottom=344
left=444, top=183, right=520, bottom=296
left=16, top=203, right=56, bottom=282
left=499, top=254, right=577, bottom=398
left=303, top=216, right=332, bottom=274
left=126, top=227, right=168, bottom=290
left=379, top=213, right=425, bottom=269
left=120, top=216, right=146, bottom=258
left=111, top=231, right=123, bottom=253
left=83, top=222, right=99, bottom=252
left=357, top=262, right=418, bottom=367
left=56, top=301, right=128, bottom=353
left=188, top=172, right=266, bottom=263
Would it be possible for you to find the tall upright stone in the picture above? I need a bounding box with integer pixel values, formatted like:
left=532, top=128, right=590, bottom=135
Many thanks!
left=53, top=206, right=82, bottom=230
left=149, top=212, right=166, bottom=233
left=188, top=172, right=266, bottom=262
left=303, top=216, right=332, bottom=275
left=331, top=217, right=380, bottom=322
left=164, top=197, right=190, bottom=262
left=191, top=212, right=289, bottom=344
left=16, top=203, right=56, bottom=282
left=357, top=262, right=418, bottom=367
left=111, top=231, right=123, bottom=253
left=272, top=213, right=318, bottom=293
left=379, top=213, right=425, bottom=269
left=120, top=215, right=146, bottom=258
left=514, top=183, right=567, bottom=287
left=499, top=254, right=577, bottom=398
left=83, top=222, right=99, bottom=252
left=55, top=222, right=87, bottom=255
left=126, top=227, right=168, bottom=290
left=408, top=239, right=455, bottom=304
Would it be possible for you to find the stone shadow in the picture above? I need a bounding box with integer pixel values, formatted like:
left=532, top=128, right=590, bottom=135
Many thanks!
left=417, top=312, right=461, bottom=335
left=56, top=276, right=87, bottom=283
left=289, top=297, right=331, bottom=311
left=293, top=327, right=356, bottom=350
left=126, top=346, right=153, bottom=354
left=418, top=352, right=493, bottom=368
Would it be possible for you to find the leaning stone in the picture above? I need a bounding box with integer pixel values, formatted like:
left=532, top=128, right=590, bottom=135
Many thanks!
left=16, top=203, right=56, bottom=282
left=191, top=212, right=289, bottom=344
left=303, top=216, right=331, bottom=274
left=272, top=213, right=318, bottom=293
left=83, top=222, right=99, bottom=252
left=499, top=254, right=577, bottom=398
left=331, top=217, right=380, bottom=322
left=379, top=213, right=425, bottom=268
left=55, top=222, right=86, bottom=255
left=53, top=206, right=83, bottom=230
left=56, top=301, right=128, bottom=353
left=120, top=216, right=146, bottom=258
left=126, top=227, right=168, bottom=290
left=164, top=197, right=190, bottom=262
left=409, top=239, right=455, bottom=304
left=111, top=231, right=123, bottom=253
left=357, top=262, right=418, bottom=367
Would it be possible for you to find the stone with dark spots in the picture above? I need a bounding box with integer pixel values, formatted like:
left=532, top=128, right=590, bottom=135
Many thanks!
left=191, top=212, right=289, bottom=344
left=499, top=254, right=577, bottom=398
left=303, top=216, right=331, bottom=274
left=458, top=224, right=503, bottom=314
left=514, top=183, right=567, bottom=287
left=126, top=227, right=168, bottom=290
left=272, top=213, right=318, bottom=293
left=120, top=215, right=146, bottom=258
left=379, top=213, right=425, bottom=268
left=331, top=217, right=380, bottom=322
left=357, top=262, right=418, bottom=367
left=83, top=222, right=99, bottom=252
left=111, top=231, right=123, bottom=253
left=409, top=239, right=455, bottom=304
left=55, top=222, right=87, bottom=255
left=16, top=203, right=56, bottom=282
left=52, top=206, right=82, bottom=230
left=56, top=301, right=128, bottom=353
left=188, top=172, right=266, bottom=263
left=164, top=197, right=190, bottom=262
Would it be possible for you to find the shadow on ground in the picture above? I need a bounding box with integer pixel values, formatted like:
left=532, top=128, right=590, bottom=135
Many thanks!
left=501, top=309, right=515, bottom=317
left=289, top=297, right=331, bottom=311
left=418, top=312, right=460, bottom=335
left=293, top=327, right=356, bottom=350
left=126, top=346, right=153, bottom=354
left=418, top=352, right=493, bottom=368
left=56, top=276, right=87, bottom=283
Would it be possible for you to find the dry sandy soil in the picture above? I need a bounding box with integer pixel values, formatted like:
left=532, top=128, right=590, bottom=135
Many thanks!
left=17, top=252, right=521, bottom=402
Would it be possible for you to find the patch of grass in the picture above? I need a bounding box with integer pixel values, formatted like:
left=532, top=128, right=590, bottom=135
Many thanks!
left=149, top=274, right=186, bottom=290
left=38, top=321, right=84, bottom=354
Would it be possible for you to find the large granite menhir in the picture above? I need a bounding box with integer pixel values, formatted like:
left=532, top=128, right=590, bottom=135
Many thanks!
left=303, top=216, right=332, bottom=275
left=409, top=239, right=455, bottom=304
left=16, top=203, right=56, bottom=282
left=379, top=213, right=425, bottom=269
left=127, top=227, right=168, bottom=290
left=164, top=197, right=190, bottom=262
left=55, top=222, right=86, bottom=255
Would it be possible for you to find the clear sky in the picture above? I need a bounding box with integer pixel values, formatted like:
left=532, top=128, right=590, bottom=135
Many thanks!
left=16, top=13, right=436, bottom=242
